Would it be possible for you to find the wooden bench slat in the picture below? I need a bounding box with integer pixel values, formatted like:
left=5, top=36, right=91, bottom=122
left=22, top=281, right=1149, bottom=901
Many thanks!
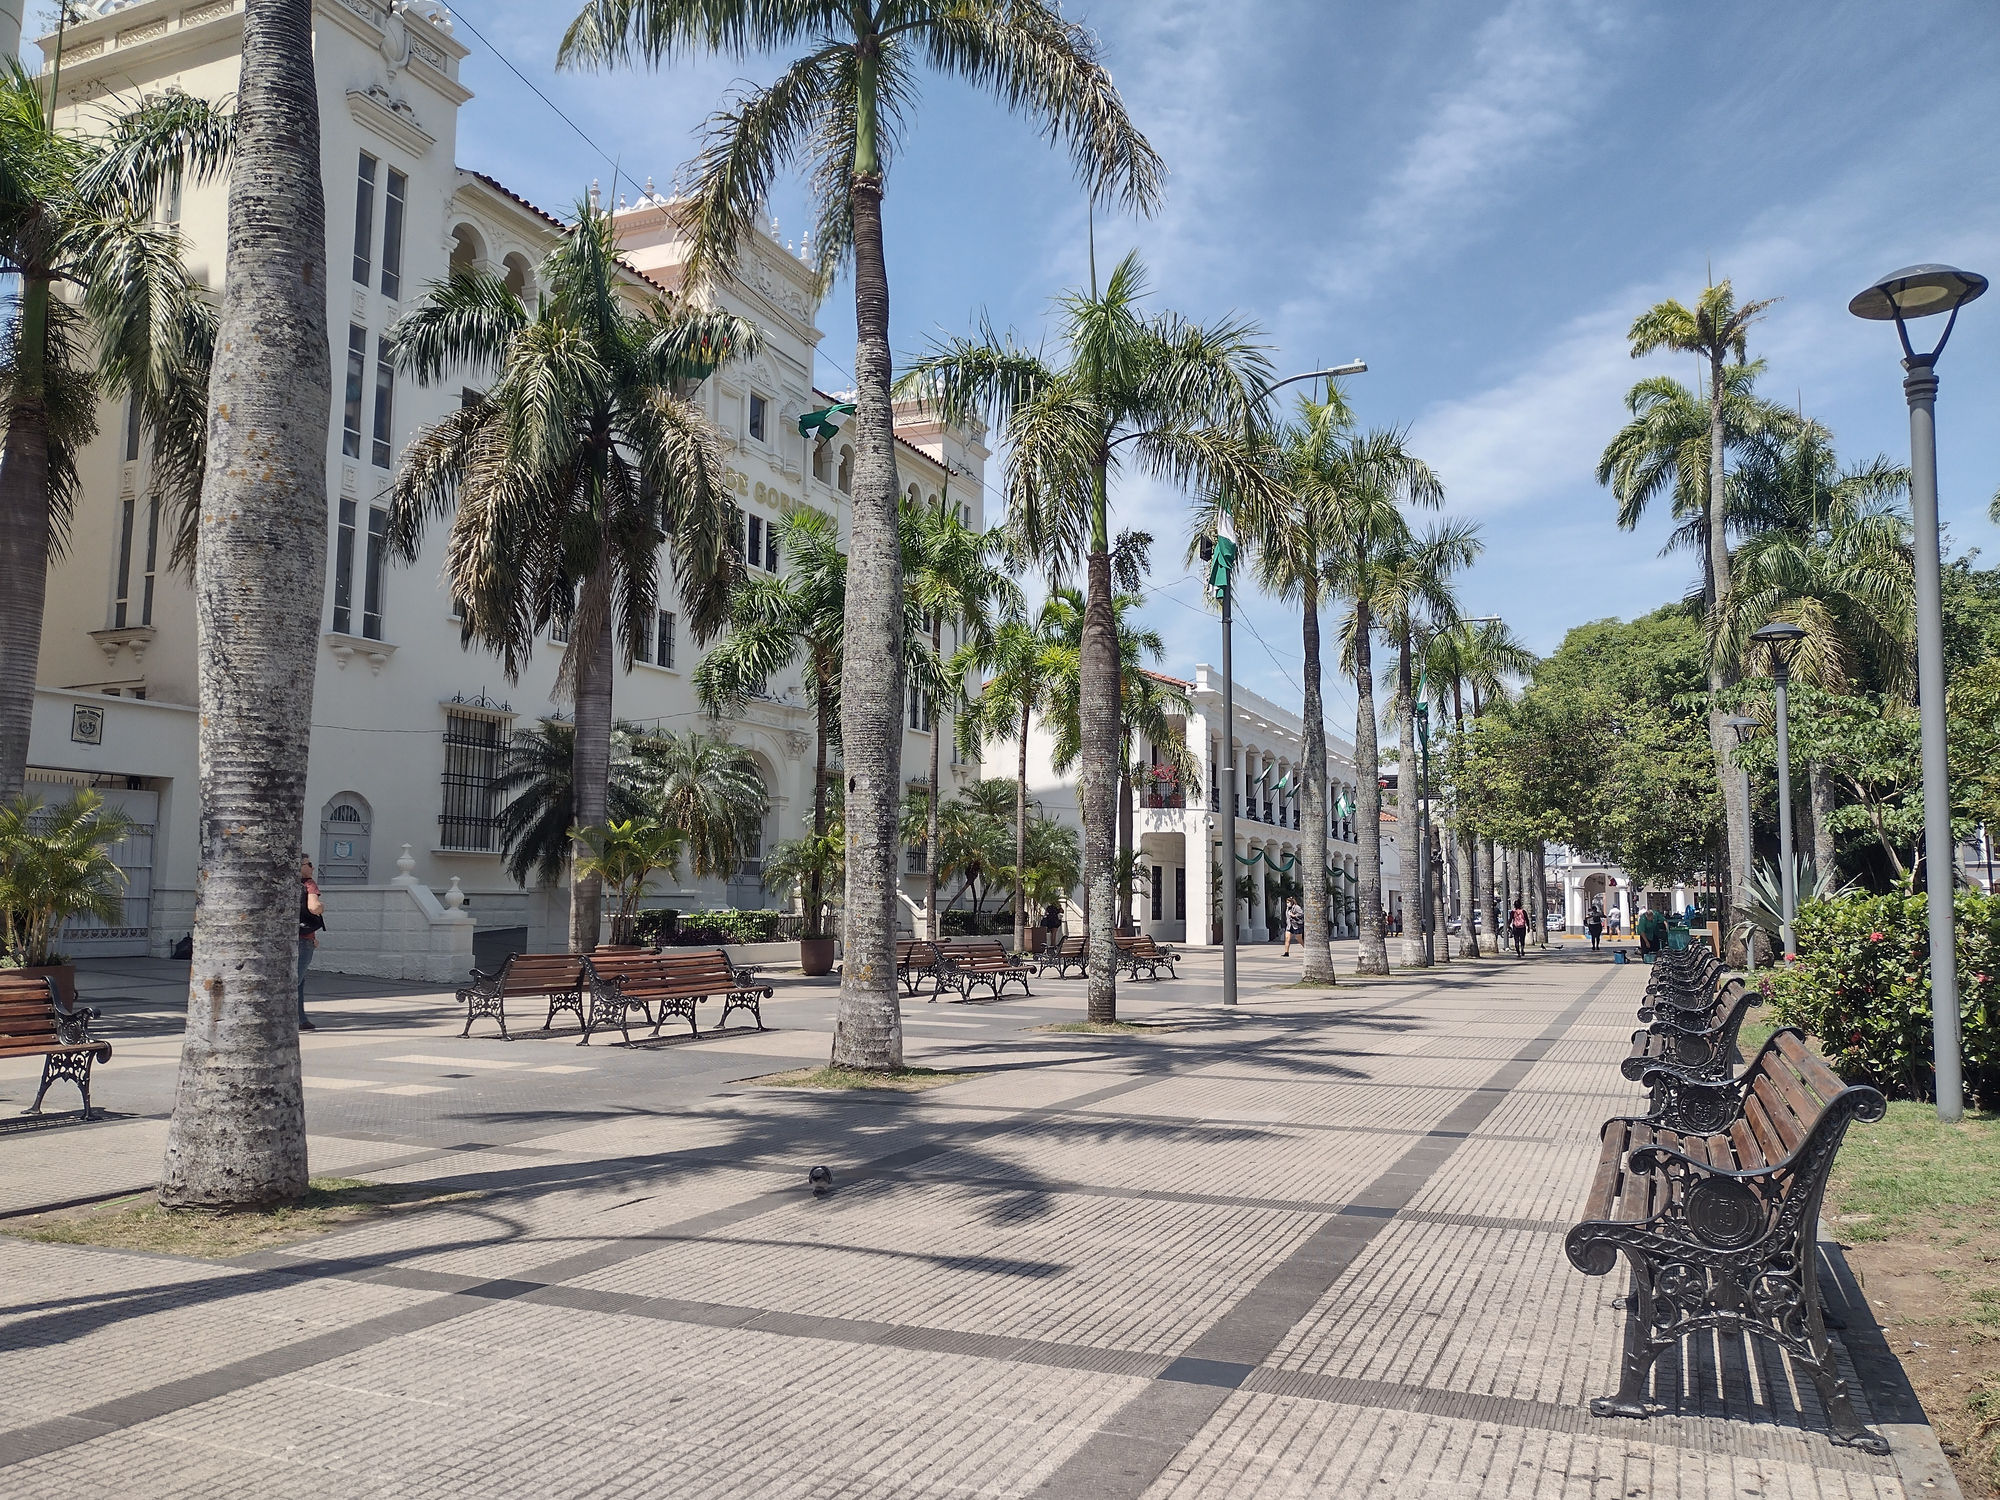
left=0, top=976, right=110, bottom=1119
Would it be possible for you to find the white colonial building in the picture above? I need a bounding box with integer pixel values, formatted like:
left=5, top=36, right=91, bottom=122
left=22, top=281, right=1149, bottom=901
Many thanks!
left=25, top=0, right=985, bottom=976
left=1002, top=666, right=1394, bottom=946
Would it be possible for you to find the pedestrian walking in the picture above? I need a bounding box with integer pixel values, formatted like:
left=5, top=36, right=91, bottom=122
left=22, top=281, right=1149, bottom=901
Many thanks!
left=1508, top=900, right=1529, bottom=957
left=1282, top=897, right=1305, bottom=957
left=1584, top=903, right=1604, bottom=953
left=298, top=854, right=325, bottom=1031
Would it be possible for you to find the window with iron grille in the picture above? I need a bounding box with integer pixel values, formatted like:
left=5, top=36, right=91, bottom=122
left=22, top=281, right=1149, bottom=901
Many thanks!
left=440, top=710, right=508, bottom=852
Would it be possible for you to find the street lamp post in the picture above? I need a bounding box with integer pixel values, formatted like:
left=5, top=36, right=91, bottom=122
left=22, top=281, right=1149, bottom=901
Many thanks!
left=1209, top=358, right=1367, bottom=1007
left=1850, top=263, right=1986, bottom=1123
left=1753, top=623, right=1807, bottom=960
left=1416, top=698, right=1434, bottom=964
left=1724, top=715, right=1761, bottom=968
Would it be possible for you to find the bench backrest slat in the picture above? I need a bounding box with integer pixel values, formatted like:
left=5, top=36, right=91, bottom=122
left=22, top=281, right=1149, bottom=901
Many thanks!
left=588, top=949, right=742, bottom=990
left=0, top=976, right=61, bottom=1046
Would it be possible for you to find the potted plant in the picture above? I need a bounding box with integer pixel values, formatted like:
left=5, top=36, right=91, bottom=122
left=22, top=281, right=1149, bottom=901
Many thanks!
left=763, top=827, right=844, bottom=976
left=0, top=791, right=135, bottom=1005
left=571, top=818, right=684, bottom=947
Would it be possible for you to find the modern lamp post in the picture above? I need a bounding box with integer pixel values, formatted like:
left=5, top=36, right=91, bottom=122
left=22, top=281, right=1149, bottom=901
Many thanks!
left=1209, top=359, right=1367, bottom=1006
left=1415, top=697, right=1435, bottom=964
left=1752, top=623, right=1807, bottom=960
left=1724, top=715, right=1761, bottom=967
left=1849, top=262, right=1986, bottom=1124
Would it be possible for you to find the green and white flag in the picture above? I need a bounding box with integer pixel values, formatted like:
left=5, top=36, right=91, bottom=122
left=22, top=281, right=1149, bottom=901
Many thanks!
left=798, top=402, right=855, bottom=441
left=1206, top=510, right=1239, bottom=603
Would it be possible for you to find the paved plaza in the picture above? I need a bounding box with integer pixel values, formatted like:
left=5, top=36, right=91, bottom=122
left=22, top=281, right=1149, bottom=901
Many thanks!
left=0, top=949, right=1962, bottom=1497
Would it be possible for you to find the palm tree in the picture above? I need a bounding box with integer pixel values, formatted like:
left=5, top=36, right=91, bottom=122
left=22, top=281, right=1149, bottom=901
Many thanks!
left=958, top=605, right=1065, bottom=954
left=0, top=62, right=232, bottom=801
left=696, top=505, right=944, bottom=940
left=160, top=0, right=329, bottom=1211
left=492, top=720, right=647, bottom=888
left=1726, top=418, right=1911, bottom=871
left=1618, top=281, right=1779, bottom=954
left=1424, top=618, right=1536, bottom=956
left=903, top=254, right=1268, bottom=1020
left=559, top=0, right=1161, bottom=1071
left=384, top=208, right=751, bottom=955
left=1375, top=519, right=1478, bottom=966
left=904, top=498, right=1022, bottom=938
left=629, top=728, right=770, bottom=881
left=1319, top=430, right=1444, bottom=974
left=573, top=817, right=685, bottom=941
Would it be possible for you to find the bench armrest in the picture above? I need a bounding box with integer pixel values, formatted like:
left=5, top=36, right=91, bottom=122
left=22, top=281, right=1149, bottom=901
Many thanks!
left=53, top=1004, right=100, bottom=1046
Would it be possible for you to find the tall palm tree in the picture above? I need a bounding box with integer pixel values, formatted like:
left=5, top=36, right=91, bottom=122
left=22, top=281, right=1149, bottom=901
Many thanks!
left=1618, top=281, right=1778, bottom=955
left=1375, top=519, right=1478, bottom=966
left=903, top=254, right=1268, bottom=1020
left=904, top=498, right=1021, bottom=938
left=0, top=62, right=232, bottom=801
left=159, top=0, right=327, bottom=1211
left=957, top=604, right=1064, bottom=954
left=1424, top=618, right=1536, bottom=956
left=629, top=728, right=771, bottom=881
left=384, top=208, right=751, bottom=955
left=696, top=505, right=945, bottom=943
left=1726, top=419, right=1911, bottom=871
left=1320, top=430, right=1444, bottom=974
left=493, top=720, right=647, bottom=888
left=559, top=0, right=1161, bottom=1071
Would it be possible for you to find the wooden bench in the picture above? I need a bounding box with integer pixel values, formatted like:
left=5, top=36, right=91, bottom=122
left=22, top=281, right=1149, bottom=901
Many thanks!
left=0, top=973, right=112, bottom=1120
left=1636, top=951, right=1739, bottom=1027
left=1116, top=934, right=1179, bottom=980
left=457, top=953, right=586, bottom=1039
left=582, top=948, right=771, bottom=1044
left=1620, top=987, right=1760, bottom=1125
left=896, top=939, right=943, bottom=998
left=1566, top=1029, right=1887, bottom=1451
left=1040, top=935, right=1089, bottom=979
left=934, top=938, right=1035, bottom=1002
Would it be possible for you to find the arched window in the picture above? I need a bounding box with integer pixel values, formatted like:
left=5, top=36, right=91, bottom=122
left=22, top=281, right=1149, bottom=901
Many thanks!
left=450, top=223, right=486, bottom=274
left=502, top=251, right=534, bottom=300
left=319, top=793, right=372, bottom=884
left=812, top=439, right=831, bottom=483
left=837, top=445, right=853, bottom=495
left=906, top=483, right=921, bottom=507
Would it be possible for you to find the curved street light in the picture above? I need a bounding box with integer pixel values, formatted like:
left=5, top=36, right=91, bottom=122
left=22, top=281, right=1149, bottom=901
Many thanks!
left=1850, top=262, right=1986, bottom=1123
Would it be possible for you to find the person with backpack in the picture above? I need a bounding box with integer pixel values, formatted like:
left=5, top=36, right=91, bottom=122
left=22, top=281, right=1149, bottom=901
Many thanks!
left=1584, top=903, right=1605, bottom=953
left=1507, top=900, right=1529, bottom=957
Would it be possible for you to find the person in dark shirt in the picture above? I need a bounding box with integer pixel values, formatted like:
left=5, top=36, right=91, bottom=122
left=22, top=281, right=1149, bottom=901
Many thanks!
left=298, top=855, right=325, bottom=1031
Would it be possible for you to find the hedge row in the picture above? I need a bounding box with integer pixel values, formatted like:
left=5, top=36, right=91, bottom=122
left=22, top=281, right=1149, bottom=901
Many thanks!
left=1767, top=891, right=2000, bottom=1106
left=630, top=908, right=786, bottom=946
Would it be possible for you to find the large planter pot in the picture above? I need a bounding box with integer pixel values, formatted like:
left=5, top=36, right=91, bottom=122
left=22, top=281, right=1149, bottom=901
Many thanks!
left=798, top=937, right=837, bottom=977
left=17, top=964, right=78, bottom=1006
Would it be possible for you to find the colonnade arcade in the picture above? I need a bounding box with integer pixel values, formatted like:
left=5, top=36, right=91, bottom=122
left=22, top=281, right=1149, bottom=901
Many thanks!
left=1209, top=729, right=1363, bottom=943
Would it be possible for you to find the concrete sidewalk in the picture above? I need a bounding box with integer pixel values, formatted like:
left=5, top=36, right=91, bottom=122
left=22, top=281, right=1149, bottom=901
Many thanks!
left=0, top=951, right=1958, bottom=1497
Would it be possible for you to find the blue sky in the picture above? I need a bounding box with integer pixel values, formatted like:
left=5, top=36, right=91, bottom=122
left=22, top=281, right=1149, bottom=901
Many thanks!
left=169, top=3, right=2000, bottom=715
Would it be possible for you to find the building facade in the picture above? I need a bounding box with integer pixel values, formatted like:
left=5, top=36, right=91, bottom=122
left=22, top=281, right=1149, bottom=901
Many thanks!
left=1000, top=665, right=1391, bottom=946
left=26, top=0, right=984, bottom=971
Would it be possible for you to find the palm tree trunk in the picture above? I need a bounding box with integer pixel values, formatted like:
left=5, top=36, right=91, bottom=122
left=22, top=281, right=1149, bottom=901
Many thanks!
left=1480, top=836, right=1499, bottom=947
left=809, top=683, right=830, bottom=933
left=1705, top=348, right=1751, bottom=963
left=1809, top=759, right=1836, bottom=875
left=1014, top=701, right=1029, bottom=955
left=1117, top=760, right=1134, bottom=932
left=1298, top=578, right=1335, bottom=984
left=1353, top=599, right=1389, bottom=975
left=567, top=556, right=614, bottom=954
left=830, top=157, right=904, bottom=1070
left=1457, top=823, right=1480, bottom=957
left=1395, top=633, right=1426, bottom=967
left=1081, top=542, right=1121, bottom=1022
left=922, top=621, right=944, bottom=939
left=0, top=296, right=51, bottom=804
left=159, top=0, right=328, bottom=1209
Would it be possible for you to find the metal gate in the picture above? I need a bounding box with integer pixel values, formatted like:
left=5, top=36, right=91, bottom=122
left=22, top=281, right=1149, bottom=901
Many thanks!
left=57, top=786, right=157, bottom=957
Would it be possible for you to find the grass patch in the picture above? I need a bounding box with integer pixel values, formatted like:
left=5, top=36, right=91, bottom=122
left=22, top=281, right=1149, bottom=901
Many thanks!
left=1035, top=1020, right=1178, bottom=1034
left=750, top=1065, right=970, bottom=1092
left=0, top=1178, right=476, bottom=1259
left=1827, top=1104, right=2000, bottom=1495
left=1737, top=1002, right=1782, bottom=1056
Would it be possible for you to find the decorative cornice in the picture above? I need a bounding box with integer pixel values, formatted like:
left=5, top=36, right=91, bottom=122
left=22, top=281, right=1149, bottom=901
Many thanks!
left=347, top=85, right=434, bottom=157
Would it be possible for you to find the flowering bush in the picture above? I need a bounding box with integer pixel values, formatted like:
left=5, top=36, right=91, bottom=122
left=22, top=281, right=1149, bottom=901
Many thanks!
left=1767, top=891, right=2000, bottom=1105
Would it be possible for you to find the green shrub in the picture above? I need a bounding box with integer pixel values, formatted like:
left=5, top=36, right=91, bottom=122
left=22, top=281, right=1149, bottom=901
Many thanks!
left=941, top=908, right=1009, bottom=937
left=1767, top=891, right=2000, bottom=1105
left=629, top=909, right=679, bottom=945
left=668, top=908, right=783, bottom=945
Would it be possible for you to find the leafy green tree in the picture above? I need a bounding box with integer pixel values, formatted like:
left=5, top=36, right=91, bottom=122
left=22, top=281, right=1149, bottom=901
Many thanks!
left=629, top=729, right=769, bottom=882
left=385, top=208, right=752, bottom=954
left=0, top=64, right=232, bottom=800
left=904, top=498, right=1021, bottom=937
left=1004, top=811, right=1081, bottom=917
left=0, top=790, right=135, bottom=965
left=904, top=253, right=1267, bottom=1019
left=573, top=817, right=685, bottom=940
left=560, top=0, right=1162, bottom=1071
left=764, top=783, right=845, bottom=937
